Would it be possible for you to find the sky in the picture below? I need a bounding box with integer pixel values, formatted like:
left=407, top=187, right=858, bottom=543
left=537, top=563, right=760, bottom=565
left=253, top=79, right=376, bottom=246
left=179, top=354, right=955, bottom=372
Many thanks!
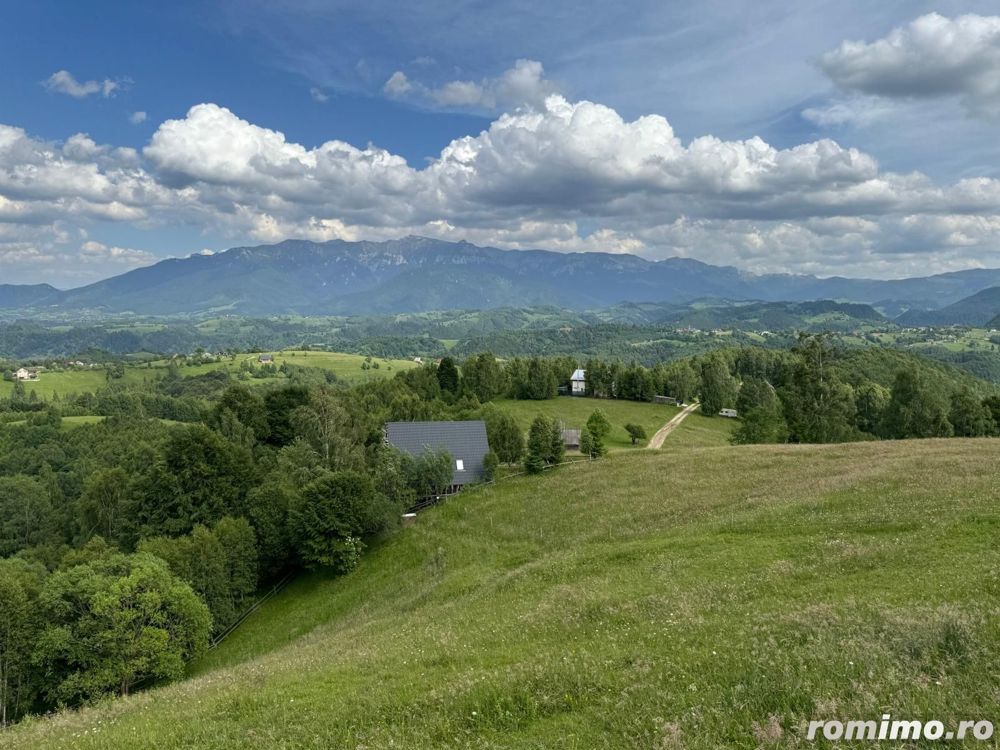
left=2, top=1, right=1000, bottom=287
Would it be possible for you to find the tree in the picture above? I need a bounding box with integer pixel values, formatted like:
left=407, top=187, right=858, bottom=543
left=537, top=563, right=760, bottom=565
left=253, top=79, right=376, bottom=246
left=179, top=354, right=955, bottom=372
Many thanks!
left=854, top=382, right=890, bottom=436
left=212, top=516, right=258, bottom=618
left=625, top=423, right=647, bottom=445
left=244, top=479, right=294, bottom=578
left=525, top=415, right=554, bottom=474
left=730, top=404, right=788, bottom=444
left=548, top=418, right=565, bottom=466
left=262, top=386, right=310, bottom=447
left=699, top=354, right=738, bottom=415
left=661, top=360, right=699, bottom=404
left=292, top=389, right=363, bottom=470
left=462, top=353, right=507, bottom=402
left=400, top=448, right=454, bottom=498
left=0, top=475, right=56, bottom=557
left=212, top=385, right=269, bottom=444
left=880, top=370, right=953, bottom=439
left=780, top=336, right=857, bottom=443
left=77, top=467, right=129, bottom=545
left=33, top=552, right=210, bottom=704
left=949, top=390, right=994, bottom=437
left=436, top=357, right=460, bottom=395
left=481, top=405, right=525, bottom=464
left=482, top=451, right=500, bottom=481
left=580, top=425, right=607, bottom=458
left=288, top=471, right=394, bottom=570
left=586, top=409, right=611, bottom=440
left=0, top=558, right=46, bottom=727
left=163, top=424, right=254, bottom=525
left=139, top=527, right=231, bottom=633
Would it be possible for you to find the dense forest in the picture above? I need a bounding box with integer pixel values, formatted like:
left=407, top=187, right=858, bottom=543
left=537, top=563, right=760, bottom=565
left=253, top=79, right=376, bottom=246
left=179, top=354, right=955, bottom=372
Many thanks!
left=0, top=339, right=996, bottom=726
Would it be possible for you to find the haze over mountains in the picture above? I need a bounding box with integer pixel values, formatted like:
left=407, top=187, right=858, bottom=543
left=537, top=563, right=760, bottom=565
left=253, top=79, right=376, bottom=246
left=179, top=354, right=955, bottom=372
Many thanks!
left=5, top=237, right=1000, bottom=318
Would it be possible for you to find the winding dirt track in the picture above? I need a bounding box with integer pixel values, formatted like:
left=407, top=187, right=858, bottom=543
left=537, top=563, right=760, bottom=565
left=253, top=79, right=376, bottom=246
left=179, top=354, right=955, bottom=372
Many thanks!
left=647, top=402, right=700, bottom=449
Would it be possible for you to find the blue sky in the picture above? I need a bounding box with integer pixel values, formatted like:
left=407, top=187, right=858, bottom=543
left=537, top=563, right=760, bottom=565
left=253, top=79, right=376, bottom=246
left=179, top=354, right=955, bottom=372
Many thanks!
left=3, top=1, right=1000, bottom=285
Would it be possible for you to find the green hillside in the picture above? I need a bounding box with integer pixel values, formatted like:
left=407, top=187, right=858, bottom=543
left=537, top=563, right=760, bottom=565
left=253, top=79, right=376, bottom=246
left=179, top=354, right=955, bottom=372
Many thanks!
left=492, top=396, right=681, bottom=449
left=7, top=439, right=1000, bottom=749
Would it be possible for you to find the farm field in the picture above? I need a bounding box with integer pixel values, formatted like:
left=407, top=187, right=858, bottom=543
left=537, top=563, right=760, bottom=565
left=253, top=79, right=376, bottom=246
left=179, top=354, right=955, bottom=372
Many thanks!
left=8, top=439, right=1000, bottom=749
left=0, top=368, right=153, bottom=400
left=0, top=350, right=421, bottom=400
left=492, top=395, right=681, bottom=449
left=159, top=350, right=420, bottom=382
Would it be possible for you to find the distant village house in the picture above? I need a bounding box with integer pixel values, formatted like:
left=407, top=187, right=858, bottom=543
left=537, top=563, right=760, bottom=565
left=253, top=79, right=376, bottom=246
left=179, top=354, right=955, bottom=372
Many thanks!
left=719, top=408, right=738, bottom=418
left=570, top=368, right=586, bottom=396
left=15, top=368, right=39, bottom=382
left=258, top=354, right=274, bottom=364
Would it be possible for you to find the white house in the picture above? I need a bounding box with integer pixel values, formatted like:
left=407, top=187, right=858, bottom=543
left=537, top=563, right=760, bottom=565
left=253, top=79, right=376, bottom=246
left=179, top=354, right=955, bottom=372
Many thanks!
left=15, top=368, right=38, bottom=381
left=570, top=368, right=586, bottom=396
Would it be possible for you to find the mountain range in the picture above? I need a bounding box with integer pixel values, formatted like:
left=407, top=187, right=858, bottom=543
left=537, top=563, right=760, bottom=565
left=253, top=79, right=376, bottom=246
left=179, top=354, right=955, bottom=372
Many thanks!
left=6, top=236, right=1000, bottom=317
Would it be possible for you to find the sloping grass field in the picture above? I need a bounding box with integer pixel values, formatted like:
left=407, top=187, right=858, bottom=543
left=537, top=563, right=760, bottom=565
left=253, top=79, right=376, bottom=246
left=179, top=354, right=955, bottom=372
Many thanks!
left=170, top=350, right=419, bottom=381
left=493, top=396, right=681, bottom=450
left=0, top=368, right=153, bottom=400
left=7, top=438, right=1000, bottom=749
left=661, top=411, right=738, bottom=448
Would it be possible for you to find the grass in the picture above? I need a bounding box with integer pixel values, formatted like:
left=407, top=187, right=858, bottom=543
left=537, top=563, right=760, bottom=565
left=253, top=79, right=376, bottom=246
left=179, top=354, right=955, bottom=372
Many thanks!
left=661, top=411, right=738, bottom=448
left=493, top=396, right=680, bottom=450
left=162, top=350, right=419, bottom=383
left=0, top=369, right=153, bottom=400
left=0, top=350, right=419, bottom=402
left=8, top=438, right=1000, bottom=749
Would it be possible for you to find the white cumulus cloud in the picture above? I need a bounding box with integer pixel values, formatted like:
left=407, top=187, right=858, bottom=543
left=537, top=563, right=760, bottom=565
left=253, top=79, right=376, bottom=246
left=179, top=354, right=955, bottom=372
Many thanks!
left=820, top=13, right=1000, bottom=118
left=5, top=93, right=1000, bottom=280
left=386, top=59, right=557, bottom=110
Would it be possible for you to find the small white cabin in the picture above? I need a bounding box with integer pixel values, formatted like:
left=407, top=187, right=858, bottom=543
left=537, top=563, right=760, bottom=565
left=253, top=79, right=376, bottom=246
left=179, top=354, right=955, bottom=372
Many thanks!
left=14, top=368, right=38, bottom=382
left=570, top=368, right=586, bottom=396
left=719, top=408, right=738, bottom=418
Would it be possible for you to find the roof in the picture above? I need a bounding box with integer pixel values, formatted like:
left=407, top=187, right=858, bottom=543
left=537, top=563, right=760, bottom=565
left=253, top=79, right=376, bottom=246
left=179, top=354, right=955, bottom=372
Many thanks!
left=571, top=368, right=586, bottom=381
left=385, top=420, right=490, bottom=485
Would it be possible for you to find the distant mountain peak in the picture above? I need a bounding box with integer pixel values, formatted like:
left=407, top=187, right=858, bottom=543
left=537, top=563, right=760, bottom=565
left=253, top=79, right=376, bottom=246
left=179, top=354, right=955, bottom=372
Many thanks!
left=2, top=238, right=1000, bottom=316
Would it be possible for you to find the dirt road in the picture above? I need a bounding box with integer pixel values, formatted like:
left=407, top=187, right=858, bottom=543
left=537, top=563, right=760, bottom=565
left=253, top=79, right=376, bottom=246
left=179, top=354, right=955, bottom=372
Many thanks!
left=647, top=402, right=700, bottom=449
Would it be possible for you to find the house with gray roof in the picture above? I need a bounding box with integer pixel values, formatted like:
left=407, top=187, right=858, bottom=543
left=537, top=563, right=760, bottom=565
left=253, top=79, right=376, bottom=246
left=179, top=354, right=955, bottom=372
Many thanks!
left=385, top=420, right=491, bottom=491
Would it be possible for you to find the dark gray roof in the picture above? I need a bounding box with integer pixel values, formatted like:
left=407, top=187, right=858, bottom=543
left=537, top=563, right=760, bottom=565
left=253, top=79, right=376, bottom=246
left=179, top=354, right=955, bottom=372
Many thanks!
left=385, top=420, right=490, bottom=485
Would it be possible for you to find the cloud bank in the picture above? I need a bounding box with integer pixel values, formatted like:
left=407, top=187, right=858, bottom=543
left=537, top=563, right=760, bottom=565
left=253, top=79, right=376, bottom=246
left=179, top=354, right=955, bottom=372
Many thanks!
left=4, top=86, right=1000, bottom=283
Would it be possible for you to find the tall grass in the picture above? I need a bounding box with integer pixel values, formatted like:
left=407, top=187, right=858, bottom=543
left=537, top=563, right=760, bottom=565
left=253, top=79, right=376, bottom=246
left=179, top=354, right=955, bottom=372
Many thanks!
left=6, top=439, right=1000, bottom=749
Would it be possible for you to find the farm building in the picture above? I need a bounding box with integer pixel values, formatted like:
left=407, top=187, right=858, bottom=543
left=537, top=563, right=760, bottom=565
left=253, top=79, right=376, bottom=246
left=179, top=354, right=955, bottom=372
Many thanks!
left=570, top=368, right=586, bottom=396
left=385, top=420, right=491, bottom=494
left=258, top=354, right=274, bottom=364
left=14, top=368, right=38, bottom=381
left=561, top=428, right=581, bottom=449
left=653, top=395, right=679, bottom=406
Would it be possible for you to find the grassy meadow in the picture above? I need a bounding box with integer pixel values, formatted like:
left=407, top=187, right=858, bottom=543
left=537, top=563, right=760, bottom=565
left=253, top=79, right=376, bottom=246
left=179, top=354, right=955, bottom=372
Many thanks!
left=660, top=411, right=738, bottom=448
left=493, top=396, right=681, bottom=450
left=165, top=350, right=419, bottom=381
left=7, top=438, right=1000, bottom=749
left=0, top=368, right=153, bottom=400
left=0, top=350, right=419, bottom=401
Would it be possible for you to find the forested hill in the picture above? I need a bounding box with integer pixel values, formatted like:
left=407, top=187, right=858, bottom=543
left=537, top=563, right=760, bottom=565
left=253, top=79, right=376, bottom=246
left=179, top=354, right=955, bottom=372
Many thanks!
left=5, top=237, right=1000, bottom=315
left=897, top=286, right=1000, bottom=327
